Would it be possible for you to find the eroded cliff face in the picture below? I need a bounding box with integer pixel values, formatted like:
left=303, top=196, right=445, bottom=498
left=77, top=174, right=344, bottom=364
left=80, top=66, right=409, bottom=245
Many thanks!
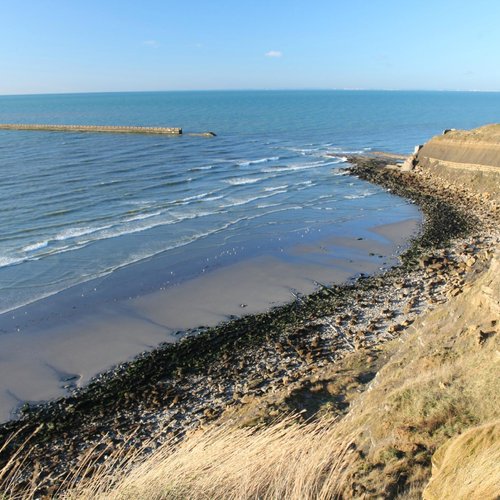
left=416, top=124, right=500, bottom=200
left=421, top=247, right=500, bottom=500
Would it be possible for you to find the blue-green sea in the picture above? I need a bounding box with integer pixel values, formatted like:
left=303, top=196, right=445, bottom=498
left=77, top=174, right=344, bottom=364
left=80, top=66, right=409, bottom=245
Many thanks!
left=1, top=90, right=499, bottom=318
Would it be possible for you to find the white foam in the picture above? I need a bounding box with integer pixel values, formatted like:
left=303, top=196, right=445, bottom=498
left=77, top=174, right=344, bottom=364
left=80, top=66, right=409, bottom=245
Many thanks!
left=324, top=155, right=348, bottom=163
left=344, top=191, right=376, bottom=200
left=127, top=200, right=157, bottom=206
left=262, top=161, right=324, bottom=173
left=224, top=177, right=263, bottom=186
left=264, top=185, right=289, bottom=192
left=256, top=202, right=281, bottom=209
left=189, top=165, right=213, bottom=171
left=125, top=211, right=162, bottom=222
left=284, top=147, right=319, bottom=154
left=332, top=169, right=349, bottom=176
left=10, top=210, right=223, bottom=266
left=177, top=192, right=211, bottom=204
left=237, top=156, right=279, bottom=166
left=54, top=225, right=112, bottom=241
left=0, top=256, right=24, bottom=268
left=22, top=241, right=49, bottom=253
left=91, top=211, right=214, bottom=242
left=221, top=190, right=286, bottom=209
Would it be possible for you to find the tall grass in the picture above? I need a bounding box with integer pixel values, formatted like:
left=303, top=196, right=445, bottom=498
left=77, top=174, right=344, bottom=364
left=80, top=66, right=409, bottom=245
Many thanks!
left=59, top=415, right=357, bottom=500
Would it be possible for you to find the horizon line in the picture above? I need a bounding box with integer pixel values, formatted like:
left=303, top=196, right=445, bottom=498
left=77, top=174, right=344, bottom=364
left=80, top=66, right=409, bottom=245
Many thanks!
left=1, top=87, right=500, bottom=98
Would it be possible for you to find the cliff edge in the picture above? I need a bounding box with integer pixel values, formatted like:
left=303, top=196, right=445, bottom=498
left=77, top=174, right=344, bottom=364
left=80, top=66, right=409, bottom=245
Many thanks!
left=416, top=124, right=500, bottom=200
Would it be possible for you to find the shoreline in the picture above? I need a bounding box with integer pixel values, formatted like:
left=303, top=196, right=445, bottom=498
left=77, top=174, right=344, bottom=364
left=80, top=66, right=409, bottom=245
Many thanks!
left=1, top=153, right=498, bottom=497
left=0, top=208, right=420, bottom=422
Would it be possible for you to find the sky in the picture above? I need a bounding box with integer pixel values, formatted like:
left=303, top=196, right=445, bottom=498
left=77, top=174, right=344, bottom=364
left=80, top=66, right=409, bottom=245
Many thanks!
left=1, top=0, right=499, bottom=95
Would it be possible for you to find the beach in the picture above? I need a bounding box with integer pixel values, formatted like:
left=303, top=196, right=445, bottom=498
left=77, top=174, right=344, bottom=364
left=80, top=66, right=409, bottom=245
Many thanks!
left=0, top=214, right=420, bottom=423
left=1, top=136, right=498, bottom=497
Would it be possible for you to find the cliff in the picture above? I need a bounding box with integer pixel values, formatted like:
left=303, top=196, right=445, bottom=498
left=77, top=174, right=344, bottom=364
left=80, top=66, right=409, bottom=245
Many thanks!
left=415, top=124, right=500, bottom=200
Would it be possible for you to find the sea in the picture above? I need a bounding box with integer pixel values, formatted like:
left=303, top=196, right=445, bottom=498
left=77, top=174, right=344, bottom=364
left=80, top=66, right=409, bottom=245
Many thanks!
left=1, top=90, right=500, bottom=319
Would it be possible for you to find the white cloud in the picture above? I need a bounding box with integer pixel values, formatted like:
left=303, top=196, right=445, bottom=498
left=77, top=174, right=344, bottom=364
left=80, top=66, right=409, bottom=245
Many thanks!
left=143, top=40, right=160, bottom=48
left=265, top=50, right=283, bottom=58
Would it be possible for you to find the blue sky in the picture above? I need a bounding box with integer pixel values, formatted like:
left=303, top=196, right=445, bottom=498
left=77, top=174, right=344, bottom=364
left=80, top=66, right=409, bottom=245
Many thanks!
left=1, top=0, right=499, bottom=94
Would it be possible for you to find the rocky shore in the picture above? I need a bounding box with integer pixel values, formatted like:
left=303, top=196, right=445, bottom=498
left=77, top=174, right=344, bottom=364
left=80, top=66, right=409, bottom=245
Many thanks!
left=1, top=133, right=499, bottom=498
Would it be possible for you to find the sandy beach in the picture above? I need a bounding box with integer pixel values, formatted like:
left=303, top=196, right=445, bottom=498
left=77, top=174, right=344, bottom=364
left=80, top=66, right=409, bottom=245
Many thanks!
left=0, top=216, right=419, bottom=422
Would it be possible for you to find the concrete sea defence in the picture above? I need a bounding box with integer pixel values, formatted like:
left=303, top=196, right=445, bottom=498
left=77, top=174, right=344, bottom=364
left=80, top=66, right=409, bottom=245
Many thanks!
left=0, top=123, right=183, bottom=135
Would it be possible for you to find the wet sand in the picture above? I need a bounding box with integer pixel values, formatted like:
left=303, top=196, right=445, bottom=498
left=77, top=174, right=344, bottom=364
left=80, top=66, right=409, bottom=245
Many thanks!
left=0, top=217, right=420, bottom=422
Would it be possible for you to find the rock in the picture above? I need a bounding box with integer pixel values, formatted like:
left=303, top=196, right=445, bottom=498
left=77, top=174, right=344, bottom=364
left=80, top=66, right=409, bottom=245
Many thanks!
left=169, top=394, right=181, bottom=407
left=388, top=324, right=402, bottom=333
left=401, top=155, right=416, bottom=172
left=247, top=377, right=265, bottom=390
left=187, top=131, right=217, bottom=137
left=466, top=257, right=476, bottom=267
left=310, top=336, right=321, bottom=348
left=203, top=408, right=216, bottom=418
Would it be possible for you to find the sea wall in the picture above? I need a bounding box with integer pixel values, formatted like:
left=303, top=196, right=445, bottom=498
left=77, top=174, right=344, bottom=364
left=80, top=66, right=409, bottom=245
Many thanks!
left=0, top=124, right=182, bottom=135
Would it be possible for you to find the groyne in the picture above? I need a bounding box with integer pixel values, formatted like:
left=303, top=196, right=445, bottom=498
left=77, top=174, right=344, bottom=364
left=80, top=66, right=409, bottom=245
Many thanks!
left=0, top=123, right=182, bottom=135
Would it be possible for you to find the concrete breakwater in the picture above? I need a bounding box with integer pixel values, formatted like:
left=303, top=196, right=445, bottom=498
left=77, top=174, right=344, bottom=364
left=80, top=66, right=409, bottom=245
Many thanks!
left=0, top=123, right=183, bottom=135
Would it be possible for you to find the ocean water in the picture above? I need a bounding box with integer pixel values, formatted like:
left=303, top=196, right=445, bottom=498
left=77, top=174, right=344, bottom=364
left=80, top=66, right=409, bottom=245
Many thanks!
left=1, top=90, right=499, bottom=317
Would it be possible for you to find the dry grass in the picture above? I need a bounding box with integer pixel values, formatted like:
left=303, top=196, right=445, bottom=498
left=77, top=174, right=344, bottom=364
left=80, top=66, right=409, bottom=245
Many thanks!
left=423, top=421, right=500, bottom=499
left=0, top=425, right=44, bottom=499
left=60, top=415, right=357, bottom=500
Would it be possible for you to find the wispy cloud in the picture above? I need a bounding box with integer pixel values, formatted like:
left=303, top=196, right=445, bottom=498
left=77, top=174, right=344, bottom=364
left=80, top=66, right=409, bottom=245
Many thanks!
left=265, top=50, right=283, bottom=58
left=143, top=40, right=160, bottom=48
